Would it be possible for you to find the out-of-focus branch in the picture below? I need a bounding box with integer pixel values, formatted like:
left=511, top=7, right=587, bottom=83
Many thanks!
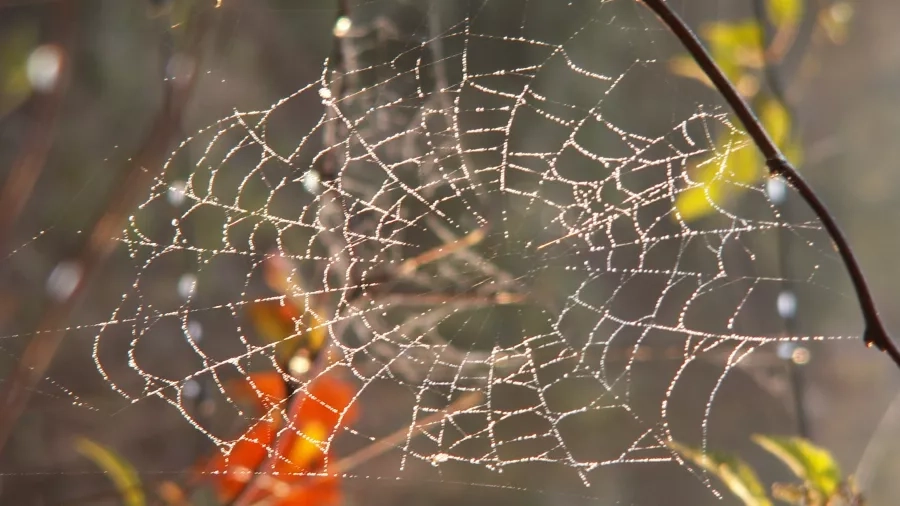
left=0, top=7, right=212, bottom=453
left=640, top=0, right=900, bottom=370
left=0, top=1, right=75, bottom=255
left=750, top=0, right=810, bottom=438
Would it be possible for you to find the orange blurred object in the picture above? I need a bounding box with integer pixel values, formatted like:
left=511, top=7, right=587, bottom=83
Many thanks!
left=247, top=298, right=329, bottom=366
left=228, top=371, right=288, bottom=411
left=205, top=373, right=358, bottom=506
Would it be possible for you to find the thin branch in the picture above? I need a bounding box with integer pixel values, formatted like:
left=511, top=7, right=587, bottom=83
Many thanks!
left=639, top=0, right=900, bottom=369
left=328, top=391, right=483, bottom=476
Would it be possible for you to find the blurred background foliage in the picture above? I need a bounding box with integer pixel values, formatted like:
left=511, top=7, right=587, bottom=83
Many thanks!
left=1, top=0, right=900, bottom=505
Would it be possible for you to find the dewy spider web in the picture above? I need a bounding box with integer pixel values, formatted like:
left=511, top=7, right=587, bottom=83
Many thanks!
left=70, top=0, right=864, bottom=500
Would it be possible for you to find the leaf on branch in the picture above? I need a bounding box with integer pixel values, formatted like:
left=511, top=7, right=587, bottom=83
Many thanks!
left=674, top=132, right=757, bottom=222
left=702, top=21, right=764, bottom=82
left=752, top=434, right=842, bottom=498
left=206, top=373, right=359, bottom=506
left=74, top=436, right=146, bottom=506
left=228, top=371, right=288, bottom=411
left=207, top=418, right=279, bottom=501
left=668, top=55, right=715, bottom=89
left=252, top=255, right=331, bottom=372
left=670, top=441, right=772, bottom=506
left=670, top=21, right=764, bottom=98
left=675, top=97, right=800, bottom=222
left=767, top=0, right=804, bottom=28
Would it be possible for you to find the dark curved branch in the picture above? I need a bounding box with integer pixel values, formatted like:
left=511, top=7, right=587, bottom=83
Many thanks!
left=639, top=0, right=900, bottom=369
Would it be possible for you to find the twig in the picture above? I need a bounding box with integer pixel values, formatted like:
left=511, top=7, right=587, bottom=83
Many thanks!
left=316, top=0, right=351, bottom=182
left=327, top=390, right=483, bottom=475
left=0, top=8, right=211, bottom=452
left=396, top=227, right=487, bottom=276
left=639, top=0, right=900, bottom=369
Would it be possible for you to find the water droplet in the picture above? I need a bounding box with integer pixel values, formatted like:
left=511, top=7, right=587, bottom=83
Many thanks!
left=766, top=177, right=787, bottom=205
left=289, top=354, right=311, bottom=376
left=47, top=261, right=82, bottom=301
left=791, top=347, right=811, bottom=365
left=183, top=379, right=201, bottom=399
left=168, top=181, right=187, bottom=206
left=27, top=45, right=63, bottom=93
left=776, top=342, right=796, bottom=360
left=777, top=291, right=797, bottom=319
left=303, top=170, right=321, bottom=194
left=187, top=321, right=203, bottom=342
left=177, top=273, right=197, bottom=299
left=333, top=16, right=352, bottom=37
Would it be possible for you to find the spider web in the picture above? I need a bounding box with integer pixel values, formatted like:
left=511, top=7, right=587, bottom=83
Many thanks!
left=57, top=0, right=862, bottom=501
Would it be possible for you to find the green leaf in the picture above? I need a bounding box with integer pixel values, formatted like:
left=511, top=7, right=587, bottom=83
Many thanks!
left=767, top=0, right=804, bottom=27
left=670, top=441, right=772, bottom=506
left=74, top=437, right=146, bottom=506
left=752, top=434, right=842, bottom=498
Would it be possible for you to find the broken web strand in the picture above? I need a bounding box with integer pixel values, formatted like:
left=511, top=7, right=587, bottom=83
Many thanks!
left=0, top=1, right=882, bottom=503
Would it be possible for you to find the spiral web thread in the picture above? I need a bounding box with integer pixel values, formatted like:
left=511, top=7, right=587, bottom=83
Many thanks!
left=37, top=0, right=861, bottom=497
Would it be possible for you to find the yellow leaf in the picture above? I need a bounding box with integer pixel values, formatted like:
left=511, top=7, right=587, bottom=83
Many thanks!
left=74, top=437, right=145, bottom=506
left=703, top=21, right=763, bottom=50
left=759, top=98, right=803, bottom=166
left=306, top=310, right=328, bottom=354
left=702, top=21, right=764, bottom=84
left=783, top=138, right=803, bottom=166
left=249, top=300, right=301, bottom=344
left=675, top=134, right=761, bottom=222
left=759, top=98, right=791, bottom=147
left=675, top=180, right=724, bottom=222
left=767, top=0, right=804, bottom=27
left=670, top=441, right=772, bottom=506
left=752, top=434, right=842, bottom=498
left=287, top=420, right=328, bottom=470
left=669, top=55, right=713, bottom=88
